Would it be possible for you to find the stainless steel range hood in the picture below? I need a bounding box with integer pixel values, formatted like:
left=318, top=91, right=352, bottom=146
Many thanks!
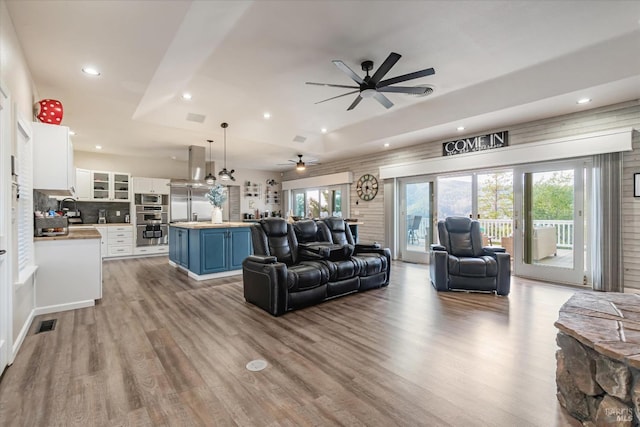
left=169, top=145, right=213, bottom=187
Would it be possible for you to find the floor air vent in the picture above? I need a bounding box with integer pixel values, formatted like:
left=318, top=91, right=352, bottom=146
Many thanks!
left=36, top=319, right=57, bottom=334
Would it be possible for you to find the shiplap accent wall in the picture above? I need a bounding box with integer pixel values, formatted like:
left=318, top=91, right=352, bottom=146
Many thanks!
left=282, top=100, right=640, bottom=288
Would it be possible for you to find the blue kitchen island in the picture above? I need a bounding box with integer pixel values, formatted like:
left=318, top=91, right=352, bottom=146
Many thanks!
left=169, top=222, right=252, bottom=281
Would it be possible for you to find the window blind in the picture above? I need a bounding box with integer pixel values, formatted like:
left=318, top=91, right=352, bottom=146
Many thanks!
left=17, top=128, right=33, bottom=273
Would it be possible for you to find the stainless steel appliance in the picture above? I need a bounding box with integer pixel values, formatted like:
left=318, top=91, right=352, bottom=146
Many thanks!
left=136, top=223, right=168, bottom=246
left=98, top=209, right=107, bottom=224
left=134, top=193, right=167, bottom=205
left=135, top=205, right=168, bottom=224
left=134, top=203, right=169, bottom=247
left=169, top=186, right=212, bottom=222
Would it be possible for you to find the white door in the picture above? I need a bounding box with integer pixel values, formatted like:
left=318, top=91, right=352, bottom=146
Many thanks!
left=399, top=177, right=433, bottom=263
left=0, top=81, right=11, bottom=372
left=513, top=160, right=586, bottom=285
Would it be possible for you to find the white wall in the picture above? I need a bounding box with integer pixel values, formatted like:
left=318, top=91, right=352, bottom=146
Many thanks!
left=0, top=0, right=39, bottom=349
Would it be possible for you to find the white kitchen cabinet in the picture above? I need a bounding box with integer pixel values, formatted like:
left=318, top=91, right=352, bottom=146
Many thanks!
left=132, top=177, right=170, bottom=195
left=34, top=236, right=102, bottom=313
left=91, top=171, right=130, bottom=201
left=32, top=122, right=75, bottom=196
left=107, top=225, right=133, bottom=257
left=75, top=168, right=92, bottom=200
left=95, top=226, right=108, bottom=257
left=95, top=225, right=134, bottom=258
left=134, top=245, right=169, bottom=256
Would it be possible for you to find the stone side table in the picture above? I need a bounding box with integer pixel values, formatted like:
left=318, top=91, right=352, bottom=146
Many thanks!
left=555, top=292, right=640, bottom=426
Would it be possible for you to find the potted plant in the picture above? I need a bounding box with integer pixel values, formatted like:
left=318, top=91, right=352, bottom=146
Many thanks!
left=206, top=184, right=227, bottom=224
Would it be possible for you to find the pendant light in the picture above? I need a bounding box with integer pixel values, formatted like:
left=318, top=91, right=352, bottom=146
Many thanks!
left=218, top=122, right=235, bottom=181
left=205, top=139, right=216, bottom=185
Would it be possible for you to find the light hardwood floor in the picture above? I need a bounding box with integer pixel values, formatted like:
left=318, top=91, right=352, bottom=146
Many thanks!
left=0, top=258, right=582, bottom=426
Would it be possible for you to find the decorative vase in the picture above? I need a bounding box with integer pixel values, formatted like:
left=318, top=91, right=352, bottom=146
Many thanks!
left=35, top=99, right=64, bottom=125
left=212, top=206, right=223, bottom=224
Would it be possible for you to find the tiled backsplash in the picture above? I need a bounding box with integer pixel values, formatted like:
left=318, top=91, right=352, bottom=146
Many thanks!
left=34, top=191, right=130, bottom=224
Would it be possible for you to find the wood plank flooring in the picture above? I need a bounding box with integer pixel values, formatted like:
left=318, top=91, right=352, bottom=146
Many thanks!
left=0, top=257, right=583, bottom=426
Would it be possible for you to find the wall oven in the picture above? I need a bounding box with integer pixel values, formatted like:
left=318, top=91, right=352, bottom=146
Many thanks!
left=136, top=223, right=168, bottom=246
left=135, top=204, right=169, bottom=247
left=135, top=205, right=168, bottom=224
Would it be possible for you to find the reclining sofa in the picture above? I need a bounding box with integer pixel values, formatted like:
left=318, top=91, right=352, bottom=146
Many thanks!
left=242, top=217, right=391, bottom=316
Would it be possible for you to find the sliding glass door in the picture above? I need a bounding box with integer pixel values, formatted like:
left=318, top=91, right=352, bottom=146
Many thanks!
left=513, top=161, right=586, bottom=284
left=436, top=171, right=513, bottom=249
left=399, top=177, right=433, bottom=263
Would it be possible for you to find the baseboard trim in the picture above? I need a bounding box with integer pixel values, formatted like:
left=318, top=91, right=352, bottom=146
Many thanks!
left=11, top=308, right=34, bottom=363
left=32, top=300, right=95, bottom=317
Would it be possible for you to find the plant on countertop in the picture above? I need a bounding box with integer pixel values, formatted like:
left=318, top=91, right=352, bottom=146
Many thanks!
left=206, top=184, right=228, bottom=208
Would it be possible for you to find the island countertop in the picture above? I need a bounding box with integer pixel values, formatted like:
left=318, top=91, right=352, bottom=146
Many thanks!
left=170, top=221, right=252, bottom=229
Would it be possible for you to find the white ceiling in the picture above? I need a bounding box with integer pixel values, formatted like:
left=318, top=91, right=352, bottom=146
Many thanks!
left=6, top=0, right=640, bottom=171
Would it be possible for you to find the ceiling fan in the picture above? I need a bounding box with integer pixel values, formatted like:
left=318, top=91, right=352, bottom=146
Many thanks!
left=278, top=154, right=319, bottom=171
left=306, top=52, right=435, bottom=110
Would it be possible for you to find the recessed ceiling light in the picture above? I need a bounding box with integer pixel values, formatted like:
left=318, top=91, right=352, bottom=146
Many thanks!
left=69, top=130, right=76, bottom=136
left=577, top=98, right=592, bottom=104
left=95, top=145, right=102, bottom=150
left=321, top=128, right=327, bottom=134
left=181, top=93, right=192, bottom=100
left=383, top=143, right=390, bottom=148
left=82, top=67, right=100, bottom=76
left=263, top=112, right=271, bottom=119
left=457, top=126, right=465, bottom=131
left=171, top=156, right=177, bottom=160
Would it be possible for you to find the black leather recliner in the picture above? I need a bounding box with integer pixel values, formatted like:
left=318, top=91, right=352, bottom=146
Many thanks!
left=242, top=217, right=391, bottom=316
left=429, top=216, right=510, bottom=296
left=319, top=217, right=390, bottom=291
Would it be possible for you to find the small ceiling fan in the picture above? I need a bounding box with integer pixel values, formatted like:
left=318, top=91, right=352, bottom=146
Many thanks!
left=278, top=154, right=319, bottom=171
left=306, top=52, right=435, bottom=110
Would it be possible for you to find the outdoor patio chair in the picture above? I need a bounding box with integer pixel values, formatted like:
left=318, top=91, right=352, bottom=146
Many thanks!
left=408, top=215, right=422, bottom=244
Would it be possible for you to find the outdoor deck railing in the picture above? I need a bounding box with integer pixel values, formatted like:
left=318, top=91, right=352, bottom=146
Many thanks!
left=409, top=217, right=574, bottom=248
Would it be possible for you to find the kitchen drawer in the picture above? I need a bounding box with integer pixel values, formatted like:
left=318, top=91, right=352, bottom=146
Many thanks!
left=108, top=245, right=133, bottom=257
left=108, top=225, right=133, bottom=234
left=108, top=236, right=133, bottom=246
left=134, top=246, right=169, bottom=255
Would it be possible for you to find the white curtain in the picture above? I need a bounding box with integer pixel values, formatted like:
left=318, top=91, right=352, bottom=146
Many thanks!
left=591, top=152, right=623, bottom=292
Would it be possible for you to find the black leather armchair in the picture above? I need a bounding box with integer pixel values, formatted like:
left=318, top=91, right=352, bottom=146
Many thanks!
left=430, top=217, right=510, bottom=296
left=242, top=217, right=391, bottom=316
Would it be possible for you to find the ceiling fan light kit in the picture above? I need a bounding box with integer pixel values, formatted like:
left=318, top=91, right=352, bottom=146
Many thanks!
left=218, top=122, right=236, bottom=181
left=307, top=51, right=435, bottom=110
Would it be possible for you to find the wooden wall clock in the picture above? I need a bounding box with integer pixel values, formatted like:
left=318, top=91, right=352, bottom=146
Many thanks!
left=356, top=174, right=378, bottom=201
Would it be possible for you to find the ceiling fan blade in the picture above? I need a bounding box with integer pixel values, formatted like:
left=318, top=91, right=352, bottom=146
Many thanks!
left=373, top=92, right=394, bottom=109
left=306, top=82, right=359, bottom=89
left=314, top=90, right=360, bottom=105
left=370, top=52, right=401, bottom=85
left=347, top=95, right=363, bottom=111
left=377, top=67, right=435, bottom=88
left=377, top=86, right=430, bottom=94
left=332, top=60, right=365, bottom=85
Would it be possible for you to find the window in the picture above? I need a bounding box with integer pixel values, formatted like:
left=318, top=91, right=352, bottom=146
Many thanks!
left=17, top=121, right=33, bottom=274
left=292, top=185, right=345, bottom=219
